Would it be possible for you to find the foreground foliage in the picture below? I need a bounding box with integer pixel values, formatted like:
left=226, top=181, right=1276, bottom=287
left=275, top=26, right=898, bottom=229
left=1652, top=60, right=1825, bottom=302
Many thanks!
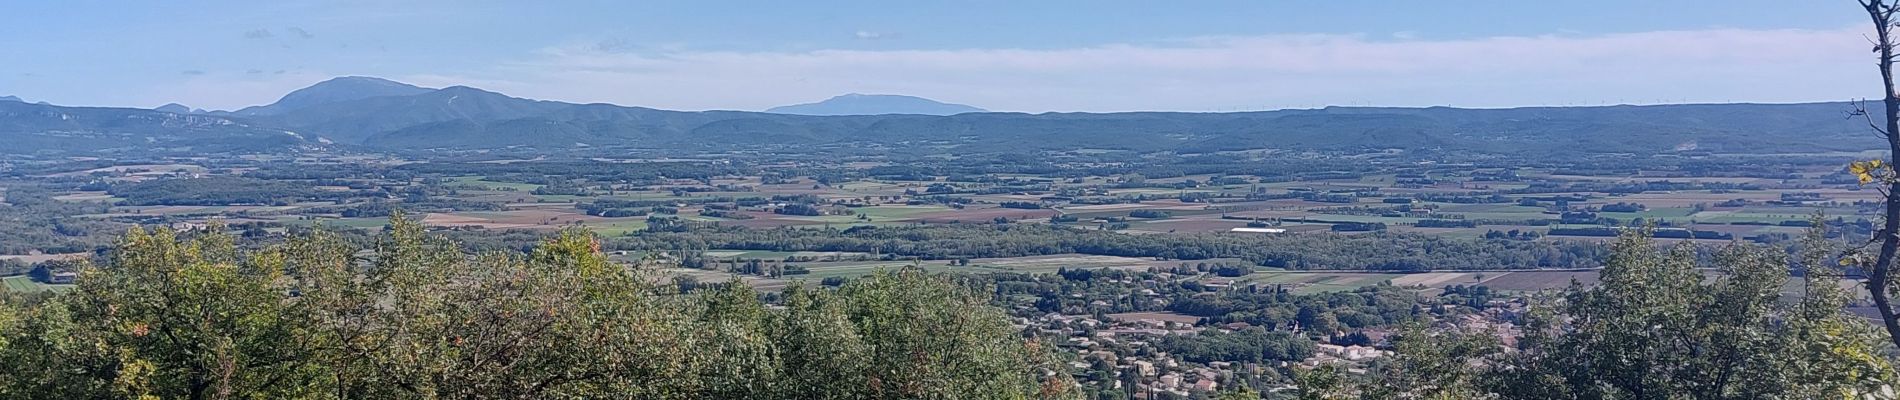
left=1315, top=228, right=1900, bottom=399
left=0, top=215, right=1074, bottom=399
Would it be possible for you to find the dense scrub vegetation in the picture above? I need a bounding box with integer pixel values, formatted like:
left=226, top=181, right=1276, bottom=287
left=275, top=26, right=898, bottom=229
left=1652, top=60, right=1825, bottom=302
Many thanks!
left=625, top=224, right=1605, bottom=271
left=1152, top=328, right=1314, bottom=364
left=108, top=176, right=348, bottom=206
left=0, top=215, right=1075, bottom=399
left=1303, top=229, right=1899, bottom=399
left=0, top=186, right=119, bottom=254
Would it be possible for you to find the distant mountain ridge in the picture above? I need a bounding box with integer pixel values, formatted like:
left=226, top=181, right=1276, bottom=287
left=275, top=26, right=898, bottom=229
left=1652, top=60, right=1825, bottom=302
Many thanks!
left=0, top=101, right=306, bottom=153
left=0, top=96, right=20, bottom=103
left=0, top=76, right=1880, bottom=155
left=767, top=94, right=985, bottom=116
left=155, top=103, right=193, bottom=114
left=228, top=76, right=432, bottom=116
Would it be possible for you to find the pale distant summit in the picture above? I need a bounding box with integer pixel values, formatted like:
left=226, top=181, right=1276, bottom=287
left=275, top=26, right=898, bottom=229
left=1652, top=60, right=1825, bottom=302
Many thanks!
left=766, top=93, right=985, bottom=116
left=155, top=103, right=192, bottom=114
left=231, top=76, right=432, bottom=116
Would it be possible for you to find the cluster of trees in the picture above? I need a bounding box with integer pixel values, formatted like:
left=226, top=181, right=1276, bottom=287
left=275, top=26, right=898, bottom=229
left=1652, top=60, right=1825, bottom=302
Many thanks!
left=999, top=266, right=1420, bottom=337
left=1152, top=327, right=1314, bottom=364
left=0, top=186, right=121, bottom=255
left=1596, top=202, right=1648, bottom=212
left=0, top=215, right=1075, bottom=399
left=1170, top=285, right=1419, bottom=333
left=999, top=201, right=1044, bottom=210
left=1303, top=229, right=1897, bottom=399
left=621, top=224, right=1605, bottom=271
left=579, top=199, right=689, bottom=215
left=1414, top=219, right=1477, bottom=228
left=1127, top=209, right=1171, bottom=218
left=1328, top=222, right=1387, bottom=232
left=774, top=203, right=826, bottom=216
left=530, top=183, right=592, bottom=196
left=107, top=176, right=348, bottom=206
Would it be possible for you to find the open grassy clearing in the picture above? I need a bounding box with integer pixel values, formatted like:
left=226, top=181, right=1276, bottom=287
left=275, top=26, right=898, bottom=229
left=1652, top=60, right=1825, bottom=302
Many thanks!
left=52, top=192, right=122, bottom=202
left=2, top=276, right=70, bottom=293
left=583, top=220, right=649, bottom=236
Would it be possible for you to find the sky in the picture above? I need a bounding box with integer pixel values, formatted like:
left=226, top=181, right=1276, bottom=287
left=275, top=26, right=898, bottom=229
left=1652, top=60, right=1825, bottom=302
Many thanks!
left=0, top=0, right=1882, bottom=112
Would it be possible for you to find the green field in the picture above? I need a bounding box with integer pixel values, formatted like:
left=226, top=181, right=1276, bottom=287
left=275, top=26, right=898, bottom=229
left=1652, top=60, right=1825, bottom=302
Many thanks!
left=583, top=220, right=650, bottom=236
left=2, top=276, right=70, bottom=293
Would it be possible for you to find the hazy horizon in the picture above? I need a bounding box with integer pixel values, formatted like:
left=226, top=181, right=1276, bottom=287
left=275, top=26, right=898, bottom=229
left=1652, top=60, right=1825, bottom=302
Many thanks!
left=0, top=0, right=1881, bottom=112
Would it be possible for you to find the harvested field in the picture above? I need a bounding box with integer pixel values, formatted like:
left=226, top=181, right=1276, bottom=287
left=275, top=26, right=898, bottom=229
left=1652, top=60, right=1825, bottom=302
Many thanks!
left=2, top=276, right=70, bottom=293
left=1389, top=272, right=1486, bottom=287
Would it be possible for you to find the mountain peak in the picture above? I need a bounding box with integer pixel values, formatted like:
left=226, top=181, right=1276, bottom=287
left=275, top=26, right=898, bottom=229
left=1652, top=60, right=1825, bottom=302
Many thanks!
left=234, top=76, right=432, bottom=116
left=436, top=85, right=502, bottom=95
left=155, top=103, right=192, bottom=114
left=0, top=95, right=21, bottom=103
left=767, top=94, right=985, bottom=116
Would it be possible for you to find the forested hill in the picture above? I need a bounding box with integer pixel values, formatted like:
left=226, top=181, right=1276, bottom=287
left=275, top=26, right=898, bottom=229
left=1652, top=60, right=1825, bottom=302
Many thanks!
left=307, top=87, right=1881, bottom=155
left=0, top=100, right=308, bottom=153
left=0, top=77, right=1878, bottom=155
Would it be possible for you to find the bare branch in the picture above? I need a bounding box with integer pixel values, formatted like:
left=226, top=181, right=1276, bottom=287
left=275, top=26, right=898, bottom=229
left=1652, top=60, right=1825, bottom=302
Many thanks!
left=1853, top=100, right=1892, bottom=138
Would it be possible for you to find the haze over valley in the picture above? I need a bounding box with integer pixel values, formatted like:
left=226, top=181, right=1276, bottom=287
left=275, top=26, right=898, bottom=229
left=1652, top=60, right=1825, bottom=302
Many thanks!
left=4, top=2, right=1900, bottom=399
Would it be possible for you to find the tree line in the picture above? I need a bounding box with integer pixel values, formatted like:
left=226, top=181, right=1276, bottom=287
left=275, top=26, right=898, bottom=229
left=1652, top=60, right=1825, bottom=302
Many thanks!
left=0, top=214, right=1075, bottom=399
left=1299, top=228, right=1897, bottom=399
left=621, top=224, right=1605, bottom=271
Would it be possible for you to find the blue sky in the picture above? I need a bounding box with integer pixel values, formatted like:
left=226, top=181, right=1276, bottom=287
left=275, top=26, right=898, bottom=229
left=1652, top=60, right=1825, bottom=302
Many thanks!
left=0, top=0, right=1877, bottom=112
